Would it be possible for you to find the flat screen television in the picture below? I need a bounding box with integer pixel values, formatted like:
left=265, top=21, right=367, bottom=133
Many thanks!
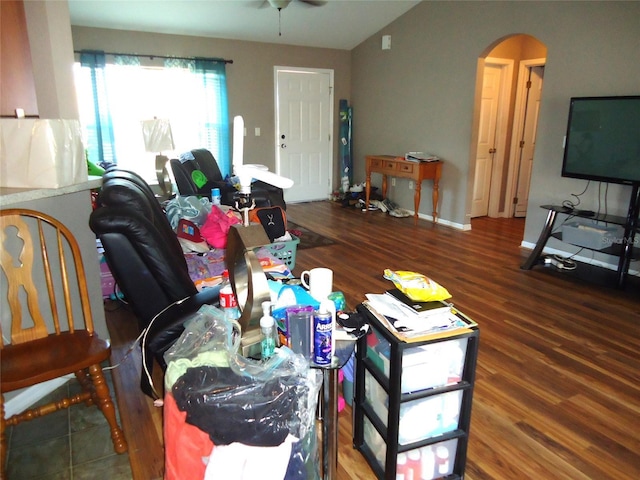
left=561, top=95, right=640, bottom=186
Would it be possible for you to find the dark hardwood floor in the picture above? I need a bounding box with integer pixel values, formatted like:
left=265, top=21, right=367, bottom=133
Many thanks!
left=107, top=200, right=640, bottom=480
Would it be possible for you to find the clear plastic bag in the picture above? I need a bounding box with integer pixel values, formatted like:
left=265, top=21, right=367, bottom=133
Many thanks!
left=163, top=304, right=322, bottom=479
left=163, top=305, right=240, bottom=390
left=165, top=195, right=212, bottom=229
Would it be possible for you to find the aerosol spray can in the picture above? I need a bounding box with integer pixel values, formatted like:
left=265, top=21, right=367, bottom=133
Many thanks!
left=313, top=303, right=333, bottom=365
left=211, top=187, right=221, bottom=205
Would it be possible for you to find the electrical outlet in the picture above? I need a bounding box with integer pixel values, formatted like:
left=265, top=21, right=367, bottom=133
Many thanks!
left=408, top=181, right=414, bottom=190
left=391, top=178, right=396, bottom=187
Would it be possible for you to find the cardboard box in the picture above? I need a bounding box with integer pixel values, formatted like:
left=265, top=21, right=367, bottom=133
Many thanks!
left=0, top=119, right=87, bottom=189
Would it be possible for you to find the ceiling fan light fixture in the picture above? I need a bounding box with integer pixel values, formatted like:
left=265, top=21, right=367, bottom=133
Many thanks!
left=268, top=0, right=292, bottom=9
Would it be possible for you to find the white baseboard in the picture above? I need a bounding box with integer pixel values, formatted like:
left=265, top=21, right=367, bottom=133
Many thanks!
left=415, top=212, right=469, bottom=231
left=4, top=377, right=72, bottom=419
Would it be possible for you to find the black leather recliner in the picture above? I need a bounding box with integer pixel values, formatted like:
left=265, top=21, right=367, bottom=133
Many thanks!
left=89, top=168, right=220, bottom=398
left=170, top=148, right=286, bottom=210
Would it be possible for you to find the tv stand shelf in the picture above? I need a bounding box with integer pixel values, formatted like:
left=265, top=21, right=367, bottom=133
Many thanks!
left=544, top=206, right=629, bottom=226
left=550, top=231, right=639, bottom=259
left=521, top=185, right=640, bottom=289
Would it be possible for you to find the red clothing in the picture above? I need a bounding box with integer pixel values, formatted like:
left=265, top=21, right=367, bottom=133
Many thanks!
left=164, top=393, right=214, bottom=480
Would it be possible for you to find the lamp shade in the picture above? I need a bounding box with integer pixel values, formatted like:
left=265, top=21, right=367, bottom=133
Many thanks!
left=141, top=118, right=174, bottom=152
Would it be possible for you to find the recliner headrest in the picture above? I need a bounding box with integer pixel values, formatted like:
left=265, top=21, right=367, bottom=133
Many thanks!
left=98, top=178, right=156, bottom=219
left=190, top=148, right=223, bottom=182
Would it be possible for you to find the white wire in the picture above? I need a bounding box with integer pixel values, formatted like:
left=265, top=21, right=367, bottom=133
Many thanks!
left=140, top=296, right=191, bottom=399
left=105, top=296, right=190, bottom=399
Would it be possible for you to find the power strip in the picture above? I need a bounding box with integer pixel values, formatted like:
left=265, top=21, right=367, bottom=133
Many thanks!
left=544, top=257, right=560, bottom=267
left=543, top=256, right=576, bottom=270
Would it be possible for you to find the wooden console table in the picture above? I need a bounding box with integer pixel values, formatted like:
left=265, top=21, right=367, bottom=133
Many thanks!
left=365, top=155, right=442, bottom=225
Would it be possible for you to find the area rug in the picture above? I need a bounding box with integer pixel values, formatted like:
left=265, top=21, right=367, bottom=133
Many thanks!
left=288, top=221, right=335, bottom=250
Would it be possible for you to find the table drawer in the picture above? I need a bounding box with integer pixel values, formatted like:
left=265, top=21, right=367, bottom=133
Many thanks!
left=397, top=162, right=415, bottom=174
left=369, top=158, right=382, bottom=168
left=369, top=157, right=410, bottom=175
left=381, top=160, right=398, bottom=173
left=368, top=158, right=397, bottom=173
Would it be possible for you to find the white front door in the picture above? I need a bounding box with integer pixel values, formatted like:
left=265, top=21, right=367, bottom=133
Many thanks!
left=513, top=65, right=545, bottom=217
left=275, top=67, right=333, bottom=203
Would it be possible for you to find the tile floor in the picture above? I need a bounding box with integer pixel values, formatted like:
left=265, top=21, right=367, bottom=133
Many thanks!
left=3, top=370, right=133, bottom=480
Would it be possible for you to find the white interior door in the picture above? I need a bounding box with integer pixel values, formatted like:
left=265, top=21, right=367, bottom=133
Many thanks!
left=471, top=62, right=505, bottom=218
left=275, top=67, right=333, bottom=203
left=513, top=65, right=544, bottom=217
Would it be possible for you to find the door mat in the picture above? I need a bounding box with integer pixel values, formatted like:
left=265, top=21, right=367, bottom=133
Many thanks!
left=287, top=221, right=335, bottom=250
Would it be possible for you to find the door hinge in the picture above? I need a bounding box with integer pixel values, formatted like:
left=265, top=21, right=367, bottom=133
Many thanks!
left=519, top=140, right=525, bottom=148
left=526, top=80, right=532, bottom=89
left=513, top=197, right=519, bottom=204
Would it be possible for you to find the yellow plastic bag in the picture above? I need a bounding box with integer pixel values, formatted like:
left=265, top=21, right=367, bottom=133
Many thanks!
left=383, top=269, right=451, bottom=302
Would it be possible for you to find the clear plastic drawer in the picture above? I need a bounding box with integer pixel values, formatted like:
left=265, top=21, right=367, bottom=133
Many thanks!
left=365, top=325, right=469, bottom=393
left=362, top=414, right=460, bottom=480
left=365, top=370, right=463, bottom=445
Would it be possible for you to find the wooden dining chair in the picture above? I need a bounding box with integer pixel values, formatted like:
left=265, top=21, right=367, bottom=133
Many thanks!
left=0, top=209, right=127, bottom=477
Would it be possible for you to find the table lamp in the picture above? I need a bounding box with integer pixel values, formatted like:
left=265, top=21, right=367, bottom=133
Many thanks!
left=141, top=118, right=174, bottom=197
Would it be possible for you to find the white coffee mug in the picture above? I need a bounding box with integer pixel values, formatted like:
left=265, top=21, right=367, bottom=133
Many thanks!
left=300, top=267, right=333, bottom=301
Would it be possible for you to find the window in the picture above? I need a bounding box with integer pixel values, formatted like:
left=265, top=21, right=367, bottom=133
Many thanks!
left=74, top=52, right=230, bottom=183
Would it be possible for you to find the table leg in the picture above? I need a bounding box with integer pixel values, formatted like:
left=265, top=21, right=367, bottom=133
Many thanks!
left=413, top=180, right=421, bottom=226
left=432, top=177, right=439, bottom=224
left=365, top=169, right=371, bottom=213
left=322, top=368, right=339, bottom=480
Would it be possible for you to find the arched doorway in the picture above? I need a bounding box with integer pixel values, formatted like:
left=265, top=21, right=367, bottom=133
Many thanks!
left=469, top=34, right=547, bottom=219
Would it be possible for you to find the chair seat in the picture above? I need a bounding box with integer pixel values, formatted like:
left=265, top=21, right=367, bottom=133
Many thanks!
left=0, top=331, right=111, bottom=393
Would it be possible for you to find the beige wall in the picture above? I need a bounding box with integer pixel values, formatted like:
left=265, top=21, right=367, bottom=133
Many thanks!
left=351, top=1, right=640, bottom=258
left=71, top=27, right=351, bottom=178
left=24, top=0, right=78, bottom=119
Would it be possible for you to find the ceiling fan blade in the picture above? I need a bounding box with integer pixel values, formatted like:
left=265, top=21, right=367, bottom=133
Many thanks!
left=299, top=0, right=327, bottom=6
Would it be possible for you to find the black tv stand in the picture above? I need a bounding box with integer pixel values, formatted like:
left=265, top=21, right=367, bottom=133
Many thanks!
left=573, top=209, right=595, bottom=217
left=521, top=185, right=640, bottom=289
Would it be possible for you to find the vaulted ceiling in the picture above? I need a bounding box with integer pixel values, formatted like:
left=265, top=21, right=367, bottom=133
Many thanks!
left=68, top=0, right=421, bottom=50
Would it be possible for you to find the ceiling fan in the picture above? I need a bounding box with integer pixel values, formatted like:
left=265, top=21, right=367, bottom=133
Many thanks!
left=262, top=0, right=328, bottom=36
left=266, top=0, right=327, bottom=9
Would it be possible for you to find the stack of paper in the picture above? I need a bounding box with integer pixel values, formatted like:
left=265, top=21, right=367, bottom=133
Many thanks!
left=363, top=290, right=476, bottom=341
left=385, top=289, right=451, bottom=317
left=404, top=152, right=440, bottom=162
